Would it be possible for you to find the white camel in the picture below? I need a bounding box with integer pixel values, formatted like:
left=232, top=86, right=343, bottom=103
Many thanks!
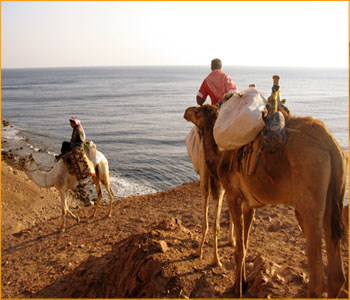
left=20, top=143, right=114, bottom=231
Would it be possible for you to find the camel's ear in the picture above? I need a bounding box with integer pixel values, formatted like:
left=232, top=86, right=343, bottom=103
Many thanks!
left=204, top=105, right=218, bottom=119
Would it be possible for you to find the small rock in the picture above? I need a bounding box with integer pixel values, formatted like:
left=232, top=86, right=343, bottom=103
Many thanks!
left=157, top=240, right=169, bottom=253
left=2, top=119, right=10, bottom=126
left=273, top=273, right=285, bottom=284
left=263, top=216, right=272, bottom=222
left=290, top=271, right=307, bottom=284
left=268, top=221, right=282, bottom=232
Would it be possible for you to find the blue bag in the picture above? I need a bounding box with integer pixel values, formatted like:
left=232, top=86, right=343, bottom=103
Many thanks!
left=261, top=111, right=286, bottom=152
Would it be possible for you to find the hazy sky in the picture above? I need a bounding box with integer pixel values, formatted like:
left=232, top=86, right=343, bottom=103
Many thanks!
left=1, top=1, right=348, bottom=69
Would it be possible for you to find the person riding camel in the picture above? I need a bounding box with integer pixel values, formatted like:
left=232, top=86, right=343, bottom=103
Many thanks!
left=196, top=58, right=238, bottom=108
left=69, top=116, right=86, bottom=149
left=57, top=116, right=86, bottom=159
left=57, top=116, right=95, bottom=181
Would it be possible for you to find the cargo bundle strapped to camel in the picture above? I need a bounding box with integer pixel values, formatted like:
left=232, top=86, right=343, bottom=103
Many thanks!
left=214, top=75, right=287, bottom=153
left=186, top=75, right=288, bottom=176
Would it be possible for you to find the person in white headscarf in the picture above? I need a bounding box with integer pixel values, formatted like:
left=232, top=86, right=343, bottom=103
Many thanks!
left=69, top=116, right=86, bottom=149
left=57, top=115, right=86, bottom=159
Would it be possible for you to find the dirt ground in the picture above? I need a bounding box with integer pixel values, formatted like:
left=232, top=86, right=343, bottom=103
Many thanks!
left=1, top=155, right=349, bottom=298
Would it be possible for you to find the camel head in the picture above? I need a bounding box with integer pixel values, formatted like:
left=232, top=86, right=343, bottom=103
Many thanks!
left=18, top=154, right=36, bottom=171
left=184, top=105, right=218, bottom=130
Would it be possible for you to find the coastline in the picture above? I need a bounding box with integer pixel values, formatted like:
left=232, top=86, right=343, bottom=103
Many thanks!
left=1, top=146, right=348, bottom=297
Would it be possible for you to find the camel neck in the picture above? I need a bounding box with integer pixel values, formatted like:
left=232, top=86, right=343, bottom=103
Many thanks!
left=25, top=165, right=55, bottom=188
left=202, top=125, right=220, bottom=177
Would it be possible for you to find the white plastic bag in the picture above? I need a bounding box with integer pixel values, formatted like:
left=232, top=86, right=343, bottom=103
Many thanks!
left=185, top=126, right=201, bottom=172
left=213, top=88, right=267, bottom=150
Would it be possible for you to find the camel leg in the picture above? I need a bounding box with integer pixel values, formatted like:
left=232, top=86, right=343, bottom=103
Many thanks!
left=294, top=209, right=305, bottom=234
left=195, top=172, right=210, bottom=260
left=228, top=210, right=235, bottom=247
left=293, top=153, right=331, bottom=298
left=304, top=219, right=325, bottom=297
left=227, top=193, right=245, bottom=298
left=90, top=177, right=103, bottom=218
left=323, top=200, right=345, bottom=297
left=102, top=179, right=114, bottom=218
left=323, top=224, right=345, bottom=297
left=59, top=190, right=68, bottom=232
left=294, top=194, right=326, bottom=298
left=242, top=203, right=255, bottom=289
left=65, top=203, right=80, bottom=223
left=59, top=190, right=79, bottom=231
left=211, top=179, right=224, bottom=267
left=64, top=192, right=80, bottom=224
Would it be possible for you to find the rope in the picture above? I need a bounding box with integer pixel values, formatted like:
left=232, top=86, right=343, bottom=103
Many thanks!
left=258, top=150, right=275, bottom=185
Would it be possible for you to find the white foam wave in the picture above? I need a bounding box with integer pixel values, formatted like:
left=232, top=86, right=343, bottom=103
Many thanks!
left=2, top=125, right=22, bottom=141
left=110, top=175, right=158, bottom=199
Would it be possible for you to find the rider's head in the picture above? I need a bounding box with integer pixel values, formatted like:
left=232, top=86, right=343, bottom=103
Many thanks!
left=69, top=116, right=80, bottom=128
left=211, top=58, right=222, bottom=71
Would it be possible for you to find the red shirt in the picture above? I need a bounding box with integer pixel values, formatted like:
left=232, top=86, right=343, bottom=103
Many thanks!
left=197, top=70, right=237, bottom=105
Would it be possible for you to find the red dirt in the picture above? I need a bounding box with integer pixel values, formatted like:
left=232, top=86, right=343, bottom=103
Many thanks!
left=1, top=158, right=349, bottom=298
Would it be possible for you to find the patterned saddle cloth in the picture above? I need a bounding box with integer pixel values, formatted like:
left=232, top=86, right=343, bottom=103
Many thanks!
left=63, top=144, right=96, bottom=181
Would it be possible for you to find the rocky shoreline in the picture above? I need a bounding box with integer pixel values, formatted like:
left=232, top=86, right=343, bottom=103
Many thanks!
left=1, top=138, right=349, bottom=298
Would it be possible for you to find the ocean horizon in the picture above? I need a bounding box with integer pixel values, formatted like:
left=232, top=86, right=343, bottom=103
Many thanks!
left=1, top=65, right=348, bottom=202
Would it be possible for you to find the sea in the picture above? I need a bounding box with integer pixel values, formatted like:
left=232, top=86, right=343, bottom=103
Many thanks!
left=1, top=66, right=348, bottom=202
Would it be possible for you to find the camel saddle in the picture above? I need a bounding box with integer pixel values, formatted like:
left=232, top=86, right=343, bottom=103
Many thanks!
left=61, top=143, right=96, bottom=181
left=228, top=142, right=260, bottom=184
left=236, top=113, right=288, bottom=177
left=231, top=137, right=261, bottom=176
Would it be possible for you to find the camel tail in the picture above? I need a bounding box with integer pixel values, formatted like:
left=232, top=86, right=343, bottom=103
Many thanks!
left=329, top=142, right=347, bottom=245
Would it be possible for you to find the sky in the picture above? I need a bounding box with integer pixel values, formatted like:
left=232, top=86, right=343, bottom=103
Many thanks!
left=1, top=1, right=348, bottom=69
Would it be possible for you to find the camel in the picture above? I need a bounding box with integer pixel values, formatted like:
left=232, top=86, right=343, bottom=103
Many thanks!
left=184, top=122, right=234, bottom=267
left=19, top=143, right=114, bottom=232
left=184, top=81, right=347, bottom=298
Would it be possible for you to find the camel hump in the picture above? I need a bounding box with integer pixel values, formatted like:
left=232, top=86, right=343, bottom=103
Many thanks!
left=287, top=116, right=341, bottom=150
left=88, top=141, right=97, bottom=165
left=86, top=141, right=104, bottom=166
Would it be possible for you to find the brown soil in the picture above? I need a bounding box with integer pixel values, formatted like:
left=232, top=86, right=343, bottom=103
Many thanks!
left=1, top=157, right=349, bottom=298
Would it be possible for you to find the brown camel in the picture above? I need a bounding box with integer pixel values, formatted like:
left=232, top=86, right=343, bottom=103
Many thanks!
left=184, top=123, right=234, bottom=267
left=184, top=85, right=347, bottom=298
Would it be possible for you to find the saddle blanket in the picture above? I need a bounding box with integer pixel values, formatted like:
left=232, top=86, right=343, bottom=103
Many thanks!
left=69, top=145, right=96, bottom=181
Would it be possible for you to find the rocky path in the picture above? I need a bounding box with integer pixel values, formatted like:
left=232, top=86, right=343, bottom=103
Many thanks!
left=1, top=159, right=348, bottom=298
